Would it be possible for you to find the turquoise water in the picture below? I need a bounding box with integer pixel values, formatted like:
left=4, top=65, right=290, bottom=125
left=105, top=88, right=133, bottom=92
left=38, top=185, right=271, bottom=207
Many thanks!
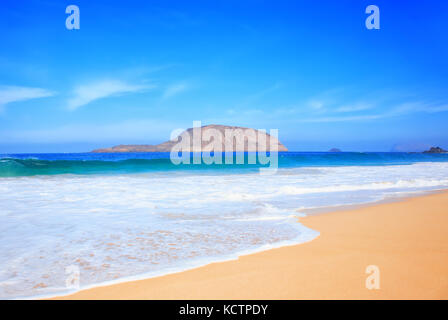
left=1, top=152, right=448, bottom=177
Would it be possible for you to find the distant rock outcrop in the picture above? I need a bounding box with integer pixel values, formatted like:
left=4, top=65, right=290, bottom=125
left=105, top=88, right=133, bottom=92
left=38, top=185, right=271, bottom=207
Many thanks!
left=328, top=148, right=342, bottom=152
left=92, top=124, right=288, bottom=153
left=423, top=146, right=447, bottom=154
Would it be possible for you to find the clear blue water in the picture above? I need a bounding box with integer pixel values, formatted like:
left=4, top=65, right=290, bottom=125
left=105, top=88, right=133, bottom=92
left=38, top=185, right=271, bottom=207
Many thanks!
left=1, top=152, right=448, bottom=177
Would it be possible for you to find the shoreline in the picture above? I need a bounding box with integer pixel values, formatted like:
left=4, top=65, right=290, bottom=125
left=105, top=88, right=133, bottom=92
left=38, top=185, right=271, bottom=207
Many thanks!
left=301, top=188, right=448, bottom=216
left=53, top=190, right=448, bottom=300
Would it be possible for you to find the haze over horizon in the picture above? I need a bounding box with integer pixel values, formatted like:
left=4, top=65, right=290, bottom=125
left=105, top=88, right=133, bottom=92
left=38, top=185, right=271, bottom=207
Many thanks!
left=1, top=0, right=448, bottom=153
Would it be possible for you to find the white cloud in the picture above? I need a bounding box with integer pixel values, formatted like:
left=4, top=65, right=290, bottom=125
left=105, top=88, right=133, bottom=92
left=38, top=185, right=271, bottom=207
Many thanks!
left=308, top=100, right=324, bottom=110
left=297, top=87, right=448, bottom=123
left=300, top=114, right=383, bottom=123
left=299, top=101, right=448, bottom=123
left=335, top=103, right=373, bottom=113
left=0, top=85, right=54, bottom=111
left=390, top=101, right=448, bottom=115
left=428, top=104, right=448, bottom=113
left=162, top=82, right=190, bottom=99
left=67, top=80, right=153, bottom=110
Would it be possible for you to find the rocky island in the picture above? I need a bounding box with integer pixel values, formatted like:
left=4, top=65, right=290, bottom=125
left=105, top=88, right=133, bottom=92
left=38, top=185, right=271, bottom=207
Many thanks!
left=423, top=146, right=447, bottom=154
left=92, top=124, right=288, bottom=153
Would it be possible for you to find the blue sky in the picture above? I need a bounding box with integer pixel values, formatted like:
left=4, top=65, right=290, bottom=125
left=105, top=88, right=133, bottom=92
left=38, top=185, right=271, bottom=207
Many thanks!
left=0, top=0, right=447, bottom=152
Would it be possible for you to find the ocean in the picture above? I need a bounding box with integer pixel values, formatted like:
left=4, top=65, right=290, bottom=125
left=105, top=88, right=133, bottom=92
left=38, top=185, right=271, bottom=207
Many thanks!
left=1, top=152, right=448, bottom=299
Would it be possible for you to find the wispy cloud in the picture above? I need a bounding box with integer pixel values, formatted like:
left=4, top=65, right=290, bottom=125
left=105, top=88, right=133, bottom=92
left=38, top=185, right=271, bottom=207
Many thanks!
left=300, top=114, right=383, bottom=123
left=162, top=82, right=191, bottom=99
left=300, top=101, right=448, bottom=123
left=0, top=85, right=54, bottom=111
left=294, top=87, right=448, bottom=123
left=241, top=83, right=281, bottom=106
left=306, top=97, right=374, bottom=114
left=391, top=101, right=448, bottom=115
left=67, top=80, right=153, bottom=110
left=225, top=83, right=282, bottom=113
left=308, top=100, right=325, bottom=110
left=335, top=103, right=373, bottom=113
left=305, top=88, right=347, bottom=112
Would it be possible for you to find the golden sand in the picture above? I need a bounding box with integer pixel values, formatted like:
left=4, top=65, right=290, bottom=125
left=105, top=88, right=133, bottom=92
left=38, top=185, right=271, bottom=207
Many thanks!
left=55, top=191, right=448, bottom=299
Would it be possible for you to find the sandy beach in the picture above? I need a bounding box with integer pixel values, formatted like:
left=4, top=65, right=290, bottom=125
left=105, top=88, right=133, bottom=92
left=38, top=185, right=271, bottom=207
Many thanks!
left=55, top=191, right=448, bottom=300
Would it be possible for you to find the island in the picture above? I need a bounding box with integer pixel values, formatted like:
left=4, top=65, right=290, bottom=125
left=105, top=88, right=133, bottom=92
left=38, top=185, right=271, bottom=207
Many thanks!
left=92, top=124, right=288, bottom=153
left=328, top=148, right=342, bottom=152
left=423, top=147, right=447, bottom=154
